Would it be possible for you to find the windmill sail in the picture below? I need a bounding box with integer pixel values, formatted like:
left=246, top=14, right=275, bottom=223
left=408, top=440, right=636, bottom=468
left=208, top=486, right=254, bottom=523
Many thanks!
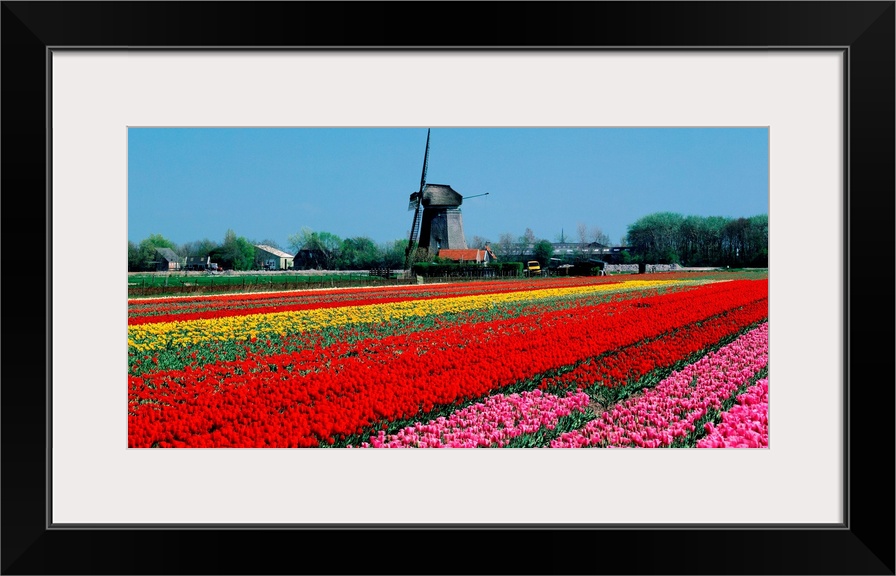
left=405, top=129, right=430, bottom=268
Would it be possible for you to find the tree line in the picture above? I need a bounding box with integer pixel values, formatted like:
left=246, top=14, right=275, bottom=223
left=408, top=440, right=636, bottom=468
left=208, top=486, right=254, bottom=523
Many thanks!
left=483, top=214, right=768, bottom=269
left=624, top=212, right=768, bottom=267
left=127, top=228, right=409, bottom=272
left=129, top=212, right=768, bottom=272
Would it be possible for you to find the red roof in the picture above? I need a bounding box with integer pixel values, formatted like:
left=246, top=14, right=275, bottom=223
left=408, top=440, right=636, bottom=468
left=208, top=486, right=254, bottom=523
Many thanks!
left=438, top=249, right=490, bottom=262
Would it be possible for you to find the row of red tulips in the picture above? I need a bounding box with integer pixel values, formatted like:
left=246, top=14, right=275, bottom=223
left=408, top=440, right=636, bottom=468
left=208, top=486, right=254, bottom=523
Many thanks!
left=127, top=276, right=623, bottom=323
left=128, top=283, right=679, bottom=377
left=539, top=298, right=768, bottom=395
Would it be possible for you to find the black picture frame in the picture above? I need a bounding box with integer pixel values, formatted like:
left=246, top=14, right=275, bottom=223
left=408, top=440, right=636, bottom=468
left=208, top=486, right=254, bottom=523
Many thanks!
left=2, top=2, right=893, bottom=574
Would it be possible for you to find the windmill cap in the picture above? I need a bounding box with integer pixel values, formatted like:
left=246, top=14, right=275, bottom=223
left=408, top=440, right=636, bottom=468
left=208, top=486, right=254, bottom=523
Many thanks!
left=422, top=184, right=462, bottom=207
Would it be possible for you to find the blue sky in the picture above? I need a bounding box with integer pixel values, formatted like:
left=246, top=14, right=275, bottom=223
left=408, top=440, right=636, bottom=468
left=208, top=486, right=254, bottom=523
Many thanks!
left=128, top=127, right=768, bottom=250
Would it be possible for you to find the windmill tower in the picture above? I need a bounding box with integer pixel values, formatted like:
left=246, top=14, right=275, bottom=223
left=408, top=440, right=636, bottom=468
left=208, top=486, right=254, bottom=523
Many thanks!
left=405, top=129, right=484, bottom=269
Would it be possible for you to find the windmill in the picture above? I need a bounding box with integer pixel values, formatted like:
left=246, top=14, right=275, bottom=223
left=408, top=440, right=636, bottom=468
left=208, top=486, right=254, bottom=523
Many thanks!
left=404, top=129, right=488, bottom=269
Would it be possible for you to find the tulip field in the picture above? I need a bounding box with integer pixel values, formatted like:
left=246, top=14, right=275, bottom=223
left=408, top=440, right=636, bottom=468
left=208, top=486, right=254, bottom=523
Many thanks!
left=128, top=272, right=769, bottom=448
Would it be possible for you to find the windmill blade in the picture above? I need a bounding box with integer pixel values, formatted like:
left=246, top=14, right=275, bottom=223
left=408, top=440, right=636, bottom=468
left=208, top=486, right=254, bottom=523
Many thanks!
left=418, top=128, right=430, bottom=194
left=406, top=200, right=423, bottom=249
left=407, top=128, right=430, bottom=211
left=405, top=129, right=430, bottom=268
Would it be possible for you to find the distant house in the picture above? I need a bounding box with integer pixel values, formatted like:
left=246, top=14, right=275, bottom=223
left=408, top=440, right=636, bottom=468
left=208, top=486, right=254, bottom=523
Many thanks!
left=437, top=246, right=497, bottom=265
left=548, top=241, right=613, bottom=257
left=498, top=241, right=627, bottom=261
left=185, top=256, right=218, bottom=271
left=294, top=248, right=325, bottom=269
left=254, top=244, right=295, bottom=270
left=154, top=247, right=184, bottom=271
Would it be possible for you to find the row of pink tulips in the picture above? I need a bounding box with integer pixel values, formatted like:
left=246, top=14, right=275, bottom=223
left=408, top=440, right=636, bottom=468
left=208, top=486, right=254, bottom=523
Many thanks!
left=550, top=322, right=769, bottom=448
left=697, top=378, right=769, bottom=448
left=351, top=389, right=590, bottom=448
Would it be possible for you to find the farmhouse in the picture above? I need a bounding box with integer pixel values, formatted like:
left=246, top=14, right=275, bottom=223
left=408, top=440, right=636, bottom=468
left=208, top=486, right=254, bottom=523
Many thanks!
left=254, top=244, right=295, bottom=270
left=154, top=247, right=184, bottom=271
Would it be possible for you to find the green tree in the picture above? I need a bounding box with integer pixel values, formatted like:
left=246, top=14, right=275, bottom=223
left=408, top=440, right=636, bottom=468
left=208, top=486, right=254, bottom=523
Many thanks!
left=234, top=237, right=256, bottom=270
left=214, top=229, right=256, bottom=270
left=379, top=239, right=407, bottom=270
left=696, top=216, right=727, bottom=266
left=678, top=216, right=700, bottom=266
left=745, top=214, right=769, bottom=267
left=626, top=212, right=684, bottom=264
left=289, top=227, right=343, bottom=269
left=128, top=240, right=140, bottom=271
left=132, top=233, right=177, bottom=271
left=723, top=217, right=751, bottom=266
left=532, top=239, right=554, bottom=266
left=338, top=236, right=382, bottom=269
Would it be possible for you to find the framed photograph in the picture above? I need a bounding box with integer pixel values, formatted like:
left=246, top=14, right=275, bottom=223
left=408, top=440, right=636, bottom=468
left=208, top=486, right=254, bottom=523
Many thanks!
left=3, top=1, right=892, bottom=574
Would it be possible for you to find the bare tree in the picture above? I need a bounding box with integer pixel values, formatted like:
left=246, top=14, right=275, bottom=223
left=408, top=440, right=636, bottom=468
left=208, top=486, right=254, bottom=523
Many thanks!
left=469, top=235, right=489, bottom=249
left=257, top=238, right=283, bottom=250
left=576, top=222, right=588, bottom=254
left=519, top=228, right=537, bottom=258
left=590, top=226, right=610, bottom=246
left=496, top=232, right=516, bottom=259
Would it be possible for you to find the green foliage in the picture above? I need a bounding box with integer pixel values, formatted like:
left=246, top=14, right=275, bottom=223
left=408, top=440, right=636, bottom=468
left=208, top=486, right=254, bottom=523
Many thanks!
left=619, top=250, right=638, bottom=264
left=379, top=239, right=407, bottom=270
left=494, top=262, right=523, bottom=275
left=130, top=233, right=178, bottom=271
left=502, top=408, right=596, bottom=448
left=410, top=261, right=524, bottom=278
left=532, top=239, right=554, bottom=265
left=290, top=227, right=343, bottom=269
left=128, top=240, right=140, bottom=271
left=212, top=229, right=256, bottom=271
left=626, top=212, right=768, bottom=267
left=337, top=237, right=380, bottom=269
left=128, top=272, right=393, bottom=297
left=233, top=237, right=256, bottom=271
left=413, top=262, right=474, bottom=277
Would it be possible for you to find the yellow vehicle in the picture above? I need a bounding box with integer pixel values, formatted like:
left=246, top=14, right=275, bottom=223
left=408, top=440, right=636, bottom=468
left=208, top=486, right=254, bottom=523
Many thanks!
left=526, top=260, right=542, bottom=276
